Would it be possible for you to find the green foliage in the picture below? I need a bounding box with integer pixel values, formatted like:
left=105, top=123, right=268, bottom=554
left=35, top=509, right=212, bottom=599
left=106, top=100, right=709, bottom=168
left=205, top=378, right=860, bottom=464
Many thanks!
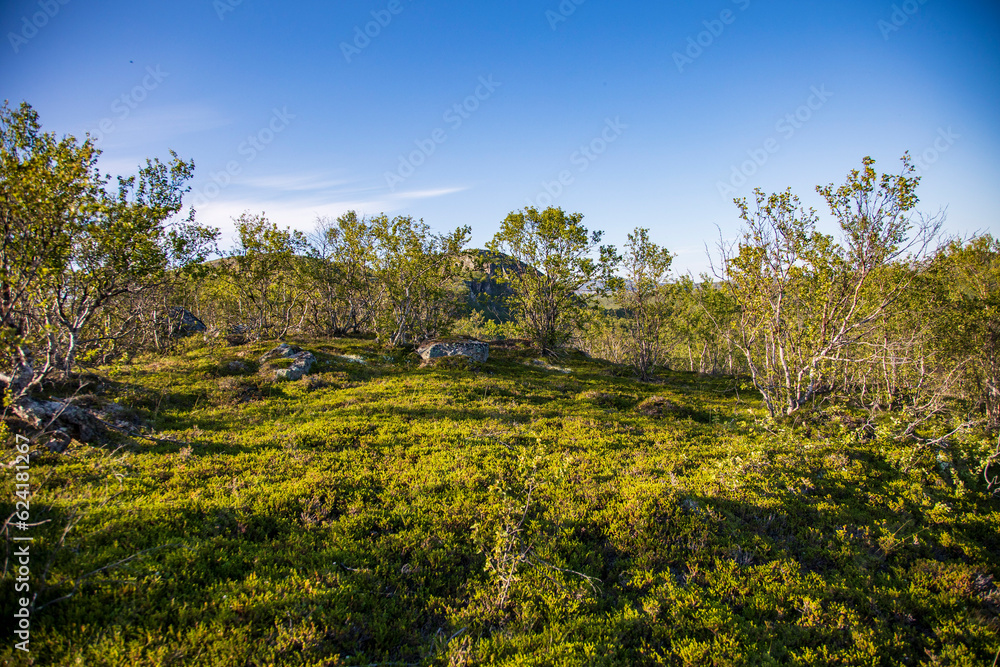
left=607, top=228, right=678, bottom=380
left=580, top=274, right=742, bottom=380
left=449, top=311, right=519, bottom=341
left=922, top=235, right=1000, bottom=426
left=0, top=101, right=99, bottom=330
left=302, top=212, right=470, bottom=346
left=221, top=212, right=309, bottom=340
left=0, top=101, right=217, bottom=394
left=719, top=155, right=941, bottom=419
left=301, top=212, right=378, bottom=336
left=488, top=206, right=617, bottom=353
left=365, top=213, right=470, bottom=346
left=2, top=338, right=997, bottom=665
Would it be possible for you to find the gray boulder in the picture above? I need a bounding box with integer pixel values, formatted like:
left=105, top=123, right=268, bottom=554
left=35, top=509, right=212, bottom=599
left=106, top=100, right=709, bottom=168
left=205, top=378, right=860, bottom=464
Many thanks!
left=260, top=343, right=299, bottom=363
left=260, top=343, right=317, bottom=381
left=167, top=307, right=207, bottom=337
left=274, top=351, right=316, bottom=381
left=417, top=340, right=489, bottom=363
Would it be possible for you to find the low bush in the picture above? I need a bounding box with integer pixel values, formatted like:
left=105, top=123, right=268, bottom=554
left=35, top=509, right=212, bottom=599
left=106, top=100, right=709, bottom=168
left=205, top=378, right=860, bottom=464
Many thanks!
left=1, top=337, right=996, bottom=665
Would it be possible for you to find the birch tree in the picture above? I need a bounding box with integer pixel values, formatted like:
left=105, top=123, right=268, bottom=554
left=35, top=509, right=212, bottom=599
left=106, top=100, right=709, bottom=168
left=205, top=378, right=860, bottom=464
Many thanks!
left=488, top=207, right=617, bottom=353
left=717, top=155, right=941, bottom=418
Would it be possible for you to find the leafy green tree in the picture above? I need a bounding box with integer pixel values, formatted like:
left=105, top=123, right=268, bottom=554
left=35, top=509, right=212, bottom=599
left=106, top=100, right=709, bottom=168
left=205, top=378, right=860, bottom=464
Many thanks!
left=0, top=102, right=99, bottom=395
left=666, top=276, right=740, bottom=375
left=47, top=157, right=214, bottom=371
left=302, top=212, right=469, bottom=345
left=923, top=235, right=1000, bottom=426
left=304, top=213, right=378, bottom=336
left=610, top=228, right=675, bottom=380
left=0, top=101, right=215, bottom=402
left=488, top=206, right=617, bottom=353
left=367, top=214, right=470, bottom=346
left=576, top=308, right=630, bottom=365
left=717, top=155, right=940, bottom=418
left=719, top=188, right=828, bottom=417
left=224, top=212, right=309, bottom=340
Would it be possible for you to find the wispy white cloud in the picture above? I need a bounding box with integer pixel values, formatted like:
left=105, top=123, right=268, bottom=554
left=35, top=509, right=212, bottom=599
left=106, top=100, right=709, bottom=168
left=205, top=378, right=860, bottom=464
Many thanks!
left=189, top=182, right=470, bottom=251
left=233, top=173, right=468, bottom=201
left=390, top=186, right=469, bottom=200
left=88, top=103, right=231, bottom=151
left=191, top=195, right=401, bottom=246
left=180, top=162, right=470, bottom=251
left=238, top=171, right=356, bottom=192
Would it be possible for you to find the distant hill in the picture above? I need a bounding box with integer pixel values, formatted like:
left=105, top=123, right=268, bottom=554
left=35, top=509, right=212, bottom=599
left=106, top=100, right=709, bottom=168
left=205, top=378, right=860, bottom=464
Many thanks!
left=456, top=249, right=529, bottom=322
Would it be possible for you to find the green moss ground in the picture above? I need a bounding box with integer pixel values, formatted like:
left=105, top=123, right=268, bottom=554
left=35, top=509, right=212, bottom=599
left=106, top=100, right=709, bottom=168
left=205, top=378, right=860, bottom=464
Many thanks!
left=2, top=339, right=998, bottom=665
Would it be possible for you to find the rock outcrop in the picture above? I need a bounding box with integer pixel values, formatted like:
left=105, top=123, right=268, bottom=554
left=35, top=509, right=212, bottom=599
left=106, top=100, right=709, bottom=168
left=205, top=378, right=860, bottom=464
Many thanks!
left=260, top=344, right=317, bottom=381
left=459, top=250, right=531, bottom=320
left=167, top=307, right=207, bottom=337
left=416, top=340, right=489, bottom=363
left=260, top=343, right=298, bottom=363
left=10, top=398, right=103, bottom=451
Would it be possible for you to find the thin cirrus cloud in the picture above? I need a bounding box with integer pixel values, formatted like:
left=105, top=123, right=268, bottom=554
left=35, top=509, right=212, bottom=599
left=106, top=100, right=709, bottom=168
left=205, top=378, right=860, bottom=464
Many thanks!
left=220, top=172, right=469, bottom=207
left=238, top=172, right=468, bottom=201
left=392, top=186, right=469, bottom=200
left=86, top=103, right=232, bottom=152
left=190, top=179, right=471, bottom=250
left=237, top=171, right=356, bottom=193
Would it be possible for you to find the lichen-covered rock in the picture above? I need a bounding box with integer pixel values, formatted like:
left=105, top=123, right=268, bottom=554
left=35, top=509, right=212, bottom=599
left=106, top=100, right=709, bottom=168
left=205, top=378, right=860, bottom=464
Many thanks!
left=260, top=343, right=300, bottom=363
left=259, top=344, right=316, bottom=381
left=416, top=340, right=489, bottom=363
left=224, top=360, right=251, bottom=375
left=11, top=398, right=103, bottom=449
left=274, top=351, right=316, bottom=381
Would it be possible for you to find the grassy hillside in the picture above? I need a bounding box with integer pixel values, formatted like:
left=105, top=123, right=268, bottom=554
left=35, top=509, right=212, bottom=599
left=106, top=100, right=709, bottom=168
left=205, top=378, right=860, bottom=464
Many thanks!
left=2, top=338, right=998, bottom=666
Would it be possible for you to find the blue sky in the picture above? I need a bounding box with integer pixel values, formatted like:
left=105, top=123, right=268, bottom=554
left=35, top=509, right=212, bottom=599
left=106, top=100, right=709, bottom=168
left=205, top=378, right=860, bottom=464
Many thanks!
left=2, top=0, right=998, bottom=274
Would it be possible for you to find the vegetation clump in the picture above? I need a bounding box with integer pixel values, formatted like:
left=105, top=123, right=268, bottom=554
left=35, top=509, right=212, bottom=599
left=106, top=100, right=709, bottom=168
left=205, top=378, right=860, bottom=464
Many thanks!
left=578, top=389, right=636, bottom=410
left=2, top=339, right=997, bottom=665
left=635, top=395, right=685, bottom=418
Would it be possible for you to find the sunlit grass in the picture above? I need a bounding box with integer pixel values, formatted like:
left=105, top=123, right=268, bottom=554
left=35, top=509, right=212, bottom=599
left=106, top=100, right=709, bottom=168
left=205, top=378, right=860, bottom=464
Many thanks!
left=2, top=337, right=997, bottom=666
